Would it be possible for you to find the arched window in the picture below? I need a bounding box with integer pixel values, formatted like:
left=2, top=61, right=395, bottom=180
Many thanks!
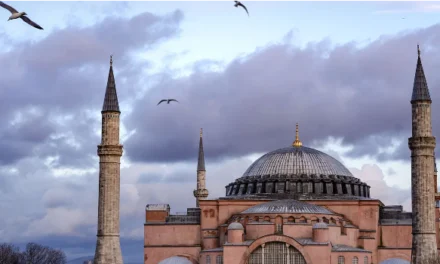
left=364, top=256, right=368, bottom=264
left=248, top=242, right=306, bottom=264
left=352, top=256, right=358, bottom=264
left=206, top=255, right=211, bottom=264
left=216, top=255, right=223, bottom=264
left=338, top=256, right=345, bottom=264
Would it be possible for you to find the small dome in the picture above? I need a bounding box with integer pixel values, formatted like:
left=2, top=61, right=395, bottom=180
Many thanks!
left=241, top=199, right=335, bottom=215
left=228, top=222, right=244, bottom=230
left=312, top=222, right=329, bottom=229
left=158, top=256, right=192, bottom=264
left=379, top=259, right=410, bottom=264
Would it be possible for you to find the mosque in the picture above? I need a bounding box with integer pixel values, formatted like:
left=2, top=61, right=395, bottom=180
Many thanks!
left=142, top=48, right=440, bottom=264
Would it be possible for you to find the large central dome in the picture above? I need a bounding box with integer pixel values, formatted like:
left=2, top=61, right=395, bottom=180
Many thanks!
left=242, top=146, right=354, bottom=178
left=223, top=126, right=371, bottom=200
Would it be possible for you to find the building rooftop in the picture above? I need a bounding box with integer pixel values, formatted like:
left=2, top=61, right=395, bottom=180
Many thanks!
left=379, top=259, right=410, bottom=264
left=242, top=146, right=354, bottom=178
left=241, top=199, right=336, bottom=215
left=158, top=256, right=192, bottom=264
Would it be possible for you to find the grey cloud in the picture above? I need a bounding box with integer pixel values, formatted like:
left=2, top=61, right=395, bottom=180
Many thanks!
left=0, top=8, right=183, bottom=166
left=350, top=164, right=411, bottom=210
left=124, top=23, right=440, bottom=164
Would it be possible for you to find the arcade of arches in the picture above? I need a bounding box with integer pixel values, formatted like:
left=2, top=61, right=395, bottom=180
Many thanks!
left=248, top=242, right=306, bottom=264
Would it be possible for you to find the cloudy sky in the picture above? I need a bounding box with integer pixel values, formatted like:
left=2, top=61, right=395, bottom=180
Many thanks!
left=1, top=0, right=440, bottom=262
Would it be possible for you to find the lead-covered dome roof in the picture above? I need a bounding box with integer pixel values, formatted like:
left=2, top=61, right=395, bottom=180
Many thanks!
left=241, top=199, right=335, bottom=215
left=242, top=146, right=353, bottom=177
left=223, top=131, right=371, bottom=201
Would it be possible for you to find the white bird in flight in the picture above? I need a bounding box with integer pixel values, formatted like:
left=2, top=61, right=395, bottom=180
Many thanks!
left=0, top=1, right=43, bottom=30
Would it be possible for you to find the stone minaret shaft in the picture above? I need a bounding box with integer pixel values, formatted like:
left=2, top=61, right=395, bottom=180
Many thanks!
left=94, top=56, right=124, bottom=264
left=193, top=128, right=209, bottom=207
left=409, top=45, right=438, bottom=264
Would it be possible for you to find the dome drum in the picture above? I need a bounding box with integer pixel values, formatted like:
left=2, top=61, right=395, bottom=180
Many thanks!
left=225, top=176, right=370, bottom=200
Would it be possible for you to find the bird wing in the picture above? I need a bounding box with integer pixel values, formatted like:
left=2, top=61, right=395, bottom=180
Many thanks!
left=157, top=99, right=167, bottom=105
left=21, top=16, right=43, bottom=30
left=169, top=99, right=179, bottom=103
left=238, top=2, right=249, bottom=16
left=0, top=1, right=18, bottom=14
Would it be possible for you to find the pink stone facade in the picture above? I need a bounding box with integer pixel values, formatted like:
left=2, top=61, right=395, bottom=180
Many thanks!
left=144, top=198, right=440, bottom=264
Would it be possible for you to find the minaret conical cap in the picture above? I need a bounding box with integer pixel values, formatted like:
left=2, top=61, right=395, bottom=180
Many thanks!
left=197, top=128, right=205, bottom=171
left=411, top=44, right=431, bottom=103
left=102, top=55, right=120, bottom=112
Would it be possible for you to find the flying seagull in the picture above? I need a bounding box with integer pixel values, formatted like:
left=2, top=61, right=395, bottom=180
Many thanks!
left=234, top=1, right=249, bottom=16
left=0, top=1, right=43, bottom=30
left=157, top=99, right=179, bottom=105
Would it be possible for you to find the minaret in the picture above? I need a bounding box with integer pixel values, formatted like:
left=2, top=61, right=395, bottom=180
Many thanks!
left=435, top=156, right=438, bottom=193
left=409, top=45, right=438, bottom=264
left=193, top=128, right=209, bottom=207
left=292, top=123, right=302, bottom=148
left=94, top=56, right=124, bottom=264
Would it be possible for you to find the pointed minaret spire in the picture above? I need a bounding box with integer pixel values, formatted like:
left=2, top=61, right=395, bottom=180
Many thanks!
left=194, top=128, right=208, bottom=207
left=102, top=55, right=120, bottom=113
left=411, top=44, right=431, bottom=103
left=197, top=128, right=205, bottom=171
left=292, top=123, right=303, bottom=148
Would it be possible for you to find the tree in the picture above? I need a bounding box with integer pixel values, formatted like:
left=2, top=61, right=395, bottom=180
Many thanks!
left=0, top=242, right=66, bottom=264
left=21, top=243, right=66, bottom=264
left=0, top=243, right=23, bottom=264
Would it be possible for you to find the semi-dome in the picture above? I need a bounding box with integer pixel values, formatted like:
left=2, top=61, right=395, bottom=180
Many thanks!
left=223, top=125, right=371, bottom=200
left=241, top=199, right=335, bottom=215
left=158, top=256, right=192, bottom=264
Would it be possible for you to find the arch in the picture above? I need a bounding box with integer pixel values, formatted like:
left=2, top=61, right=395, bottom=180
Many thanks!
left=238, top=234, right=312, bottom=264
left=322, top=217, right=329, bottom=224
left=263, top=216, right=271, bottom=222
left=310, top=216, right=318, bottom=225
left=298, top=216, right=307, bottom=223
left=253, top=216, right=259, bottom=222
left=330, top=217, right=337, bottom=225
left=287, top=216, right=295, bottom=223
left=275, top=215, right=283, bottom=234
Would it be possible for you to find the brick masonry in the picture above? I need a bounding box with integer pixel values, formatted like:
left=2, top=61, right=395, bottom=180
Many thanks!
left=93, top=111, right=124, bottom=264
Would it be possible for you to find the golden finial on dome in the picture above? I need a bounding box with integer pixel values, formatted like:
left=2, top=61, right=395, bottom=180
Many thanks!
left=292, top=123, right=302, bottom=147
left=200, top=128, right=203, bottom=138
